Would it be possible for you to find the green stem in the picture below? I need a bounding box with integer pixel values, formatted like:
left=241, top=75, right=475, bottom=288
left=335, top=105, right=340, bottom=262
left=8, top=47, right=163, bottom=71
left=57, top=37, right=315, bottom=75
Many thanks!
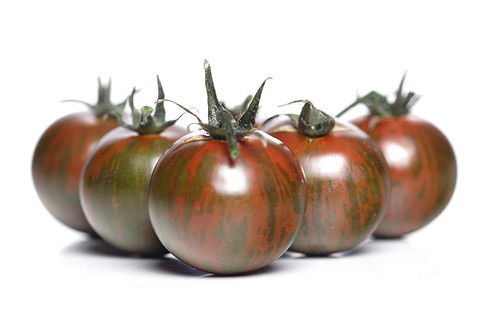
left=218, top=109, right=241, bottom=161
left=335, top=95, right=364, bottom=118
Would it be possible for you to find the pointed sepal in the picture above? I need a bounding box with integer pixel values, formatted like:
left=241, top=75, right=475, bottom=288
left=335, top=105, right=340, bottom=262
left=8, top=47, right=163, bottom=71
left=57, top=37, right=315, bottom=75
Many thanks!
left=154, top=75, right=166, bottom=123
left=204, top=60, right=223, bottom=125
left=236, top=77, right=272, bottom=132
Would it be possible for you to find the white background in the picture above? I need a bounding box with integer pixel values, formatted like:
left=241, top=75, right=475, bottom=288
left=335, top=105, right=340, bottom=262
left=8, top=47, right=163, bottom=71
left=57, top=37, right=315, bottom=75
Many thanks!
left=1, top=1, right=499, bottom=332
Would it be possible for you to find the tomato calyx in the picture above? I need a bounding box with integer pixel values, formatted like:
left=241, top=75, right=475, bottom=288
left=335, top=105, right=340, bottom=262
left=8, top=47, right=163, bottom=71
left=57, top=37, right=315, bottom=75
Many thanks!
left=263, top=100, right=335, bottom=138
left=389, top=73, right=420, bottom=116
left=119, top=76, right=184, bottom=135
left=61, top=77, right=126, bottom=120
left=204, top=60, right=272, bottom=160
left=158, top=60, right=271, bottom=161
left=204, top=59, right=270, bottom=136
left=336, top=73, right=420, bottom=118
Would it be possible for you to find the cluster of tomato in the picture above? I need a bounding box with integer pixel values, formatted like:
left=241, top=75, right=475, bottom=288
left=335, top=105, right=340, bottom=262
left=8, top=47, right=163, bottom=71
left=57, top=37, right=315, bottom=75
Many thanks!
left=32, top=60, right=457, bottom=275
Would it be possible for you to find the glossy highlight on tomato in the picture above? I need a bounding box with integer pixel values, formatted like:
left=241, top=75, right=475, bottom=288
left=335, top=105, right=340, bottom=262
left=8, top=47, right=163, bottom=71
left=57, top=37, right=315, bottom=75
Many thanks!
left=149, top=130, right=307, bottom=273
left=263, top=111, right=390, bottom=255
left=351, top=114, right=456, bottom=238
left=32, top=79, right=122, bottom=233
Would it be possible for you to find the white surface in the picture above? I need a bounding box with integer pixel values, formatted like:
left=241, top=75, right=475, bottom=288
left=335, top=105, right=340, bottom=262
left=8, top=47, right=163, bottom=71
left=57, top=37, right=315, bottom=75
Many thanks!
left=1, top=1, right=498, bottom=332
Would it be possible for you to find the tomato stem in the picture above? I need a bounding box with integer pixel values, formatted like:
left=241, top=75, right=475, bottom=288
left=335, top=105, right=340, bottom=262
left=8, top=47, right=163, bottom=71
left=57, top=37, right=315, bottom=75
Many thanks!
left=335, top=93, right=366, bottom=118
left=267, top=100, right=335, bottom=138
left=61, top=77, right=126, bottom=120
left=198, top=60, right=271, bottom=161
left=336, top=73, right=420, bottom=118
left=118, top=76, right=186, bottom=135
left=159, top=60, right=270, bottom=161
left=297, top=101, right=335, bottom=138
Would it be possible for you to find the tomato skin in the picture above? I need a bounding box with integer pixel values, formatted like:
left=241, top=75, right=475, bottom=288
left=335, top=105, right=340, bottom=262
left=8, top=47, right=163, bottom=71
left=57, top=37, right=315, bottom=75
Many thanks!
left=148, top=130, right=307, bottom=274
left=80, top=126, right=187, bottom=255
left=32, top=112, right=118, bottom=233
left=351, top=114, right=457, bottom=238
left=262, top=117, right=390, bottom=255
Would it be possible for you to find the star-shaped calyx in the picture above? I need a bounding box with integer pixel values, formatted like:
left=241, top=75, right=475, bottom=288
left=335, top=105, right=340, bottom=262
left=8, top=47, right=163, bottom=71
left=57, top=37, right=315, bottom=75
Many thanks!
left=62, top=77, right=126, bottom=119
left=157, top=60, right=271, bottom=161
left=119, top=76, right=184, bottom=135
left=336, top=72, right=420, bottom=118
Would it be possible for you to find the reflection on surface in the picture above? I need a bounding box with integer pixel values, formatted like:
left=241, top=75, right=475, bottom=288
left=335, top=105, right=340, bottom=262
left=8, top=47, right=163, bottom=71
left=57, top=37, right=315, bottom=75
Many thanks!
left=60, top=238, right=210, bottom=276
left=61, top=237, right=134, bottom=258
left=383, top=141, right=414, bottom=168
left=153, top=255, right=213, bottom=277
left=212, top=164, right=248, bottom=195
left=289, top=238, right=376, bottom=258
left=313, top=154, right=345, bottom=177
left=59, top=238, right=286, bottom=278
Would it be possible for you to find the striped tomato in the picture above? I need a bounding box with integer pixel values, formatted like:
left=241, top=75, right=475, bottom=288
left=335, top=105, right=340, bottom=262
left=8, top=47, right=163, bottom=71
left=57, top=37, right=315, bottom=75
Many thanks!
left=80, top=77, right=187, bottom=255
left=149, top=61, right=307, bottom=274
left=262, top=101, right=390, bottom=255
left=32, top=79, right=123, bottom=233
left=149, top=130, right=306, bottom=273
left=342, top=76, right=457, bottom=238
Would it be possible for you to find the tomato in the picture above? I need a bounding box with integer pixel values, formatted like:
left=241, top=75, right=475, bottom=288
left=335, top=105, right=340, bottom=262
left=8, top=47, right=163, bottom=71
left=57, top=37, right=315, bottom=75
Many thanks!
left=262, top=101, right=390, bottom=255
left=149, top=61, right=307, bottom=274
left=341, top=75, right=457, bottom=238
left=79, top=77, right=188, bottom=255
left=32, top=79, right=123, bottom=233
